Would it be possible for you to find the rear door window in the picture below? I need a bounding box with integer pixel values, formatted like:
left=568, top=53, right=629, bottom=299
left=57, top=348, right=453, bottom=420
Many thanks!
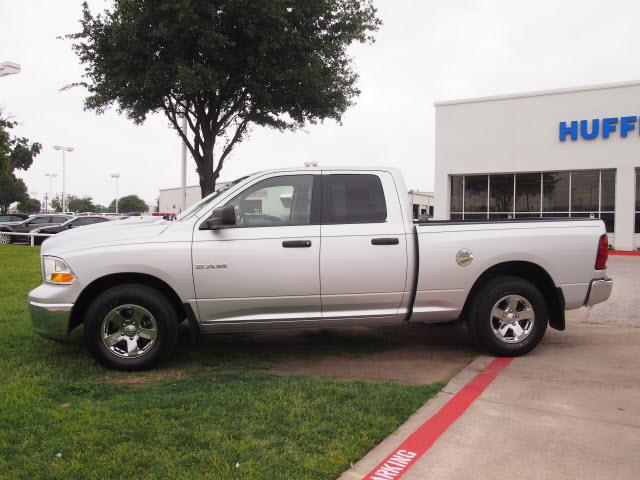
left=322, top=174, right=387, bottom=224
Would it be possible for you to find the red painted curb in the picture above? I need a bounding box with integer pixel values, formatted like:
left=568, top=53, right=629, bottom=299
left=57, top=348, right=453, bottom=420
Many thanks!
left=609, top=251, right=640, bottom=256
left=363, top=357, right=513, bottom=480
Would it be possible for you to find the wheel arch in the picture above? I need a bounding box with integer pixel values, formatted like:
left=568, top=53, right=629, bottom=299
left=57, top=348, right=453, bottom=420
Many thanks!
left=461, top=261, right=565, bottom=331
left=69, top=273, right=187, bottom=333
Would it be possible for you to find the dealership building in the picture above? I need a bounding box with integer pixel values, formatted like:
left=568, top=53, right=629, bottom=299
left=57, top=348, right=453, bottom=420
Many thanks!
left=433, top=80, right=640, bottom=251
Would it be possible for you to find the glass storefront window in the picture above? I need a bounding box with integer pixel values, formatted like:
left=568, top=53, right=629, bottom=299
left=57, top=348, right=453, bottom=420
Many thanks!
left=543, top=172, right=570, bottom=212
left=636, top=169, right=640, bottom=234
left=601, top=170, right=616, bottom=212
left=489, top=174, right=514, bottom=213
left=571, top=170, right=599, bottom=212
left=451, top=169, right=616, bottom=232
left=450, top=176, right=463, bottom=213
left=515, top=173, right=541, bottom=212
left=464, top=175, right=488, bottom=213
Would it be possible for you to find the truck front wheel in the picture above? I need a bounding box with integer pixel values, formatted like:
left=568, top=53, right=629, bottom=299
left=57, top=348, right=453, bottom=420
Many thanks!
left=468, top=276, right=548, bottom=357
left=83, top=284, right=179, bottom=370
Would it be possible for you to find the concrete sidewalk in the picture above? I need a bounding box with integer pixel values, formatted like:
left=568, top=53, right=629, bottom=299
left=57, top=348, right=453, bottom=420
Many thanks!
left=341, top=317, right=640, bottom=480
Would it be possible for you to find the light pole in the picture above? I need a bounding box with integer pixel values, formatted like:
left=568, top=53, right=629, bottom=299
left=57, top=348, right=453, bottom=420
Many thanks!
left=53, top=145, right=74, bottom=212
left=111, top=174, right=120, bottom=213
left=45, top=173, right=57, bottom=212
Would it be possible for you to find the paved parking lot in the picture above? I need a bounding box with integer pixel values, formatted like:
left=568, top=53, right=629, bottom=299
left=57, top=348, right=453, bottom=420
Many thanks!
left=341, top=256, right=640, bottom=480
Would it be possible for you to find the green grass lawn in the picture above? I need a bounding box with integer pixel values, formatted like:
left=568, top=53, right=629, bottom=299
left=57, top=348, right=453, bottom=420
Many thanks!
left=0, top=245, right=442, bottom=479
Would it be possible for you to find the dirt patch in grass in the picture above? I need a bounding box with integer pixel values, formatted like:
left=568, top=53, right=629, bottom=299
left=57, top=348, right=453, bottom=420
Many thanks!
left=95, top=369, right=185, bottom=385
left=268, top=322, right=477, bottom=384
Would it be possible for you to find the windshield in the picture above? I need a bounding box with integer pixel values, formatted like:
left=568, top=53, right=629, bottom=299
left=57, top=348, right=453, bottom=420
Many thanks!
left=176, top=176, right=249, bottom=221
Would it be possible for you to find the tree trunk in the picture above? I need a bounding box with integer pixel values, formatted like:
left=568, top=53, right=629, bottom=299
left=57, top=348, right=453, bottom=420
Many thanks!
left=198, top=149, right=217, bottom=197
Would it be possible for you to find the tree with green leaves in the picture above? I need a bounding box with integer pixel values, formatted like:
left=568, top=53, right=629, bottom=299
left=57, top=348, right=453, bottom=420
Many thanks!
left=109, top=195, right=149, bottom=213
left=0, top=113, right=42, bottom=212
left=67, top=0, right=381, bottom=197
left=50, top=195, right=63, bottom=213
left=16, top=197, right=41, bottom=214
left=68, top=196, right=97, bottom=213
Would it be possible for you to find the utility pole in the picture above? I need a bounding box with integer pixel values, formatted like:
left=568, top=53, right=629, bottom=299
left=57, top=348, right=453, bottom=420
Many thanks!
left=180, top=116, right=188, bottom=213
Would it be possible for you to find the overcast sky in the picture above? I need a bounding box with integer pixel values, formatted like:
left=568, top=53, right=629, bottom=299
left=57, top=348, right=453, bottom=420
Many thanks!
left=2, top=0, right=640, bottom=207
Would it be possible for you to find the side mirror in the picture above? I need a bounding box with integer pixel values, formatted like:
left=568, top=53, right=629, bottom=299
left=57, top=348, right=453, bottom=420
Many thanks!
left=67, top=224, right=73, bottom=229
left=199, top=205, right=236, bottom=230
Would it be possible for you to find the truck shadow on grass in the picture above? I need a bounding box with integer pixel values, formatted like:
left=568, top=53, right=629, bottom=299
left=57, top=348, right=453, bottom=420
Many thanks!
left=60, top=320, right=478, bottom=385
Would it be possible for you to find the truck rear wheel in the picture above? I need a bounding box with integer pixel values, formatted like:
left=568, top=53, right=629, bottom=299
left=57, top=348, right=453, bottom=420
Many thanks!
left=468, top=276, right=548, bottom=356
left=83, top=284, right=179, bottom=370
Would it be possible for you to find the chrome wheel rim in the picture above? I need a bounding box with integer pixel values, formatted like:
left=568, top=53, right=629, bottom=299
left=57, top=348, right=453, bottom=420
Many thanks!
left=490, top=294, right=535, bottom=344
left=101, top=304, right=158, bottom=358
left=0, top=234, right=10, bottom=244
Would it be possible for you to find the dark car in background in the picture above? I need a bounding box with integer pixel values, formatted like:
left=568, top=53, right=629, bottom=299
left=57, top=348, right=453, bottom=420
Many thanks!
left=32, top=215, right=112, bottom=245
left=0, top=213, right=30, bottom=224
left=0, top=214, right=73, bottom=244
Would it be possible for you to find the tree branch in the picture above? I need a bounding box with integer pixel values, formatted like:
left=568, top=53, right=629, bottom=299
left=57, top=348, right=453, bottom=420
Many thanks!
left=213, top=118, right=250, bottom=179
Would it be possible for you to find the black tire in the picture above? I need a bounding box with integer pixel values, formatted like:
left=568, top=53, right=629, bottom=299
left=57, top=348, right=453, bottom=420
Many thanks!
left=467, top=276, right=548, bottom=357
left=83, top=284, right=179, bottom=370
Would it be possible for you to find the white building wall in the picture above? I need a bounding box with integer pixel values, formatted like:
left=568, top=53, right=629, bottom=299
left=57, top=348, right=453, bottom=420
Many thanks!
left=158, top=185, right=203, bottom=214
left=434, top=81, right=640, bottom=251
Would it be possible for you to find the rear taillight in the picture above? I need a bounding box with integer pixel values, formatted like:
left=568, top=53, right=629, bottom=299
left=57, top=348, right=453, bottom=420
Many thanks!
left=595, top=233, right=608, bottom=270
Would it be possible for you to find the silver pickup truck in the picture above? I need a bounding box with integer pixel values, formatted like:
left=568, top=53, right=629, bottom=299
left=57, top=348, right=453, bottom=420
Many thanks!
left=29, top=167, right=613, bottom=370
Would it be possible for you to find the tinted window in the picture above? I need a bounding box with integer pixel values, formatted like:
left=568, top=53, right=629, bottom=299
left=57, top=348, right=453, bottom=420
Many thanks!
left=600, top=170, right=615, bottom=212
left=543, top=172, right=569, bottom=212
left=636, top=168, right=640, bottom=211
left=515, top=173, right=541, bottom=212
left=489, top=174, right=513, bottom=213
left=227, top=175, right=314, bottom=227
left=29, top=217, right=50, bottom=225
left=322, top=174, right=386, bottom=224
left=73, top=217, right=107, bottom=226
left=49, top=216, right=69, bottom=224
left=450, top=176, right=463, bottom=213
left=571, top=170, right=599, bottom=212
left=463, top=175, right=488, bottom=213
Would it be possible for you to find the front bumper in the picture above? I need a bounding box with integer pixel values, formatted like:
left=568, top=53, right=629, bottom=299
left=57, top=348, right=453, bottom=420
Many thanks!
left=584, top=278, right=613, bottom=307
left=29, top=301, right=73, bottom=342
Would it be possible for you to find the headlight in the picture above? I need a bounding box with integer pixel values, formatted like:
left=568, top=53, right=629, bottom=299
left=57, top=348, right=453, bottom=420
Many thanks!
left=42, top=256, right=75, bottom=284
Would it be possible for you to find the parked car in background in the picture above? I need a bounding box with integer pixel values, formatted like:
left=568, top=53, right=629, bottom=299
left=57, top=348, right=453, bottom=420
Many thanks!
left=0, top=213, right=30, bottom=224
left=152, top=211, right=176, bottom=220
left=0, top=214, right=73, bottom=244
left=32, top=215, right=112, bottom=245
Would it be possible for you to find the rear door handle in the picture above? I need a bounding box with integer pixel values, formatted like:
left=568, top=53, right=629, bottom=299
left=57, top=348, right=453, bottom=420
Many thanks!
left=371, top=237, right=399, bottom=245
left=282, top=240, right=312, bottom=248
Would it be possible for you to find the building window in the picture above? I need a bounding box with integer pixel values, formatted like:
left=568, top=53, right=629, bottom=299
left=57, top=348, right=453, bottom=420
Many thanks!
left=515, top=173, right=541, bottom=214
left=636, top=168, right=640, bottom=233
left=490, top=174, right=514, bottom=215
left=450, top=169, right=615, bottom=232
left=464, top=175, right=488, bottom=214
left=543, top=171, right=570, bottom=214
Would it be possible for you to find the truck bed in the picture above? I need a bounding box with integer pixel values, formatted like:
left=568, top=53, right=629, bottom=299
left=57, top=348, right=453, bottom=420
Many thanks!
left=409, top=218, right=606, bottom=323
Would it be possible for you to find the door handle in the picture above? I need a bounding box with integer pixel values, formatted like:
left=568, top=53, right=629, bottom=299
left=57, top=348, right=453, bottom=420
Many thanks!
left=371, top=237, right=399, bottom=245
left=282, top=240, right=312, bottom=248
